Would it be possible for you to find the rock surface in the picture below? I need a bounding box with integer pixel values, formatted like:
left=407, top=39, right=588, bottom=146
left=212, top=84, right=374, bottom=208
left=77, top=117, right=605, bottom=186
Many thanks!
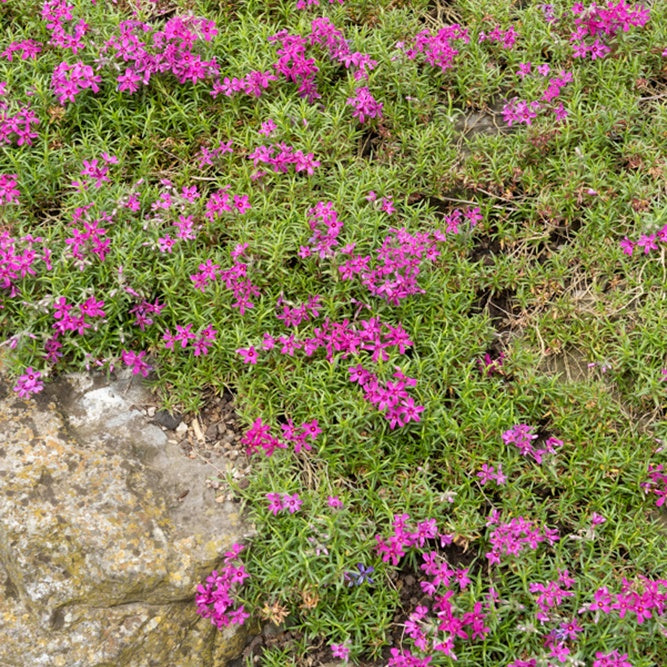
left=0, top=371, right=254, bottom=666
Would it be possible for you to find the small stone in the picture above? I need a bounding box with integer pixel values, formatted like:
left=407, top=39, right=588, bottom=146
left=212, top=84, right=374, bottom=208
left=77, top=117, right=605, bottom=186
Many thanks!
left=175, top=421, right=188, bottom=436
left=153, top=410, right=182, bottom=430
left=147, top=406, right=156, bottom=417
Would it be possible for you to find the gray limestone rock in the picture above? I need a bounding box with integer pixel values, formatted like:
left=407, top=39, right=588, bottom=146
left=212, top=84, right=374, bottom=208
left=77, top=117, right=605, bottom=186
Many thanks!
left=0, top=371, right=255, bottom=666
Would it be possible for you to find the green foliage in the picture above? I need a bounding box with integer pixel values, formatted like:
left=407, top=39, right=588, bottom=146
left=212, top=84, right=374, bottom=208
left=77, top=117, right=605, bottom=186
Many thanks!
left=1, top=0, right=666, bottom=664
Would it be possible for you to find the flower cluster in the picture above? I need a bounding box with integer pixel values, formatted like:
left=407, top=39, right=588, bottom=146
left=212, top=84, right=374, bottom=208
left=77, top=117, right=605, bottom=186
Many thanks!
left=42, top=0, right=88, bottom=54
left=346, top=86, right=383, bottom=123
left=185, top=245, right=260, bottom=315
left=13, top=367, right=44, bottom=398
left=121, top=349, right=151, bottom=377
left=300, top=200, right=344, bottom=259
left=504, top=68, right=573, bottom=125
left=593, top=650, right=633, bottom=667
left=374, top=513, right=451, bottom=567
left=397, top=598, right=489, bottom=663
left=503, top=98, right=549, bottom=127
left=309, top=206, right=478, bottom=305
left=275, top=294, right=322, bottom=327
left=75, top=156, right=115, bottom=189
left=478, top=351, right=505, bottom=376
left=269, top=29, right=321, bottom=102
left=570, top=1, right=650, bottom=60
left=0, top=173, right=20, bottom=205
left=375, top=515, right=490, bottom=663
left=103, top=16, right=220, bottom=92
left=1, top=39, right=43, bottom=61
left=366, top=190, right=396, bottom=215
left=476, top=463, right=507, bottom=486
left=250, top=315, right=412, bottom=363
left=51, top=61, right=102, bottom=105
left=0, top=102, right=40, bottom=146
left=478, top=24, right=518, bottom=49
left=195, top=543, right=250, bottom=628
left=310, top=17, right=377, bottom=80
left=485, top=512, right=559, bottom=565
left=197, top=139, right=233, bottom=168
left=65, top=208, right=113, bottom=265
left=529, top=570, right=576, bottom=623
left=240, top=314, right=421, bottom=427
left=210, top=69, right=277, bottom=99
left=579, top=576, right=667, bottom=626
left=620, top=224, right=667, bottom=256
left=404, top=24, right=470, bottom=73
left=52, top=295, right=105, bottom=336
left=241, top=416, right=321, bottom=456
left=338, top=218, right=478, bottom=305
left=266, top=491, right=303, bottom=514
left=349, top=364, right=423, bottom=429
left=247, top=142, right=320, bottom=176
left=330, top=642, right=350, bottom=662
left=502, top=424, right=563, bottom=464
left=640, top=463, right=667, bottom=507
left=204, top=186, right=251, bottom=222
left=163, top=324, right=217, bottom=357
left=129, top=298, right=164, bottom=331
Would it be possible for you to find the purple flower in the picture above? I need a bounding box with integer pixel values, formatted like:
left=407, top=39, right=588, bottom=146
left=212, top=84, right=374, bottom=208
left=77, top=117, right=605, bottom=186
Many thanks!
left=344, top=563, right=374, bottom=586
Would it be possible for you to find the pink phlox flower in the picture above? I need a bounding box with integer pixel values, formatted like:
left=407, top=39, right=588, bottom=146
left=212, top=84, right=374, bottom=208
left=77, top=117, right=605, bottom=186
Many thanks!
left=346, top=86, right=383, bottom=123
left=327, top=495, right=343, bottom=508
left=13, top=367, right=44, bottom=397
left=636, top=233, right=658, bottom=254
left=121, top=349, right=151, bottom=377
left=266, top=492, right=284, bottom=515
left=283, top=492, right=303, bottom=513
left=593, top=650, right=633, bottom=667
left=330, top=642, right=350, bottom=661
left=236, top=346, right=259, bottom=365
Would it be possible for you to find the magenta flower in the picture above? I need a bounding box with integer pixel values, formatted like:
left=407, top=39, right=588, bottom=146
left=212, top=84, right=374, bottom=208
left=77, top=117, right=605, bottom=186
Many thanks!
left=237, top=346, right=259, bottom=364
left=636, top=234, right=658, bottom=254
left=0, top=174, right=20, bottom=205
left=593, top=650, right=633, bottom=667
left=590, top=512, right=606, bottom=526
left=517, top=62, right=532, bottom=79
left=346, top=86, right=383, bottom=123
left=266, top=492, right=284, bottom=515
left=117, top=67, right=143, bottom=93
left=13, top=367, right=44, bottom=398
left=121, top=350, right=152, bottom=377
left=331, top=642, right=350, bottom=661
left=196, top=543, right=249, bottom=629
left=284, top=493, right=303, bottom=513
left=327, top=495, right=343, bottom=508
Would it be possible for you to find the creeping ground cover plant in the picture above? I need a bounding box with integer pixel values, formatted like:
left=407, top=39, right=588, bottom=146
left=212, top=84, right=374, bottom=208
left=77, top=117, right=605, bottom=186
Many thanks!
left=1, top=0, right=667, bottom=664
